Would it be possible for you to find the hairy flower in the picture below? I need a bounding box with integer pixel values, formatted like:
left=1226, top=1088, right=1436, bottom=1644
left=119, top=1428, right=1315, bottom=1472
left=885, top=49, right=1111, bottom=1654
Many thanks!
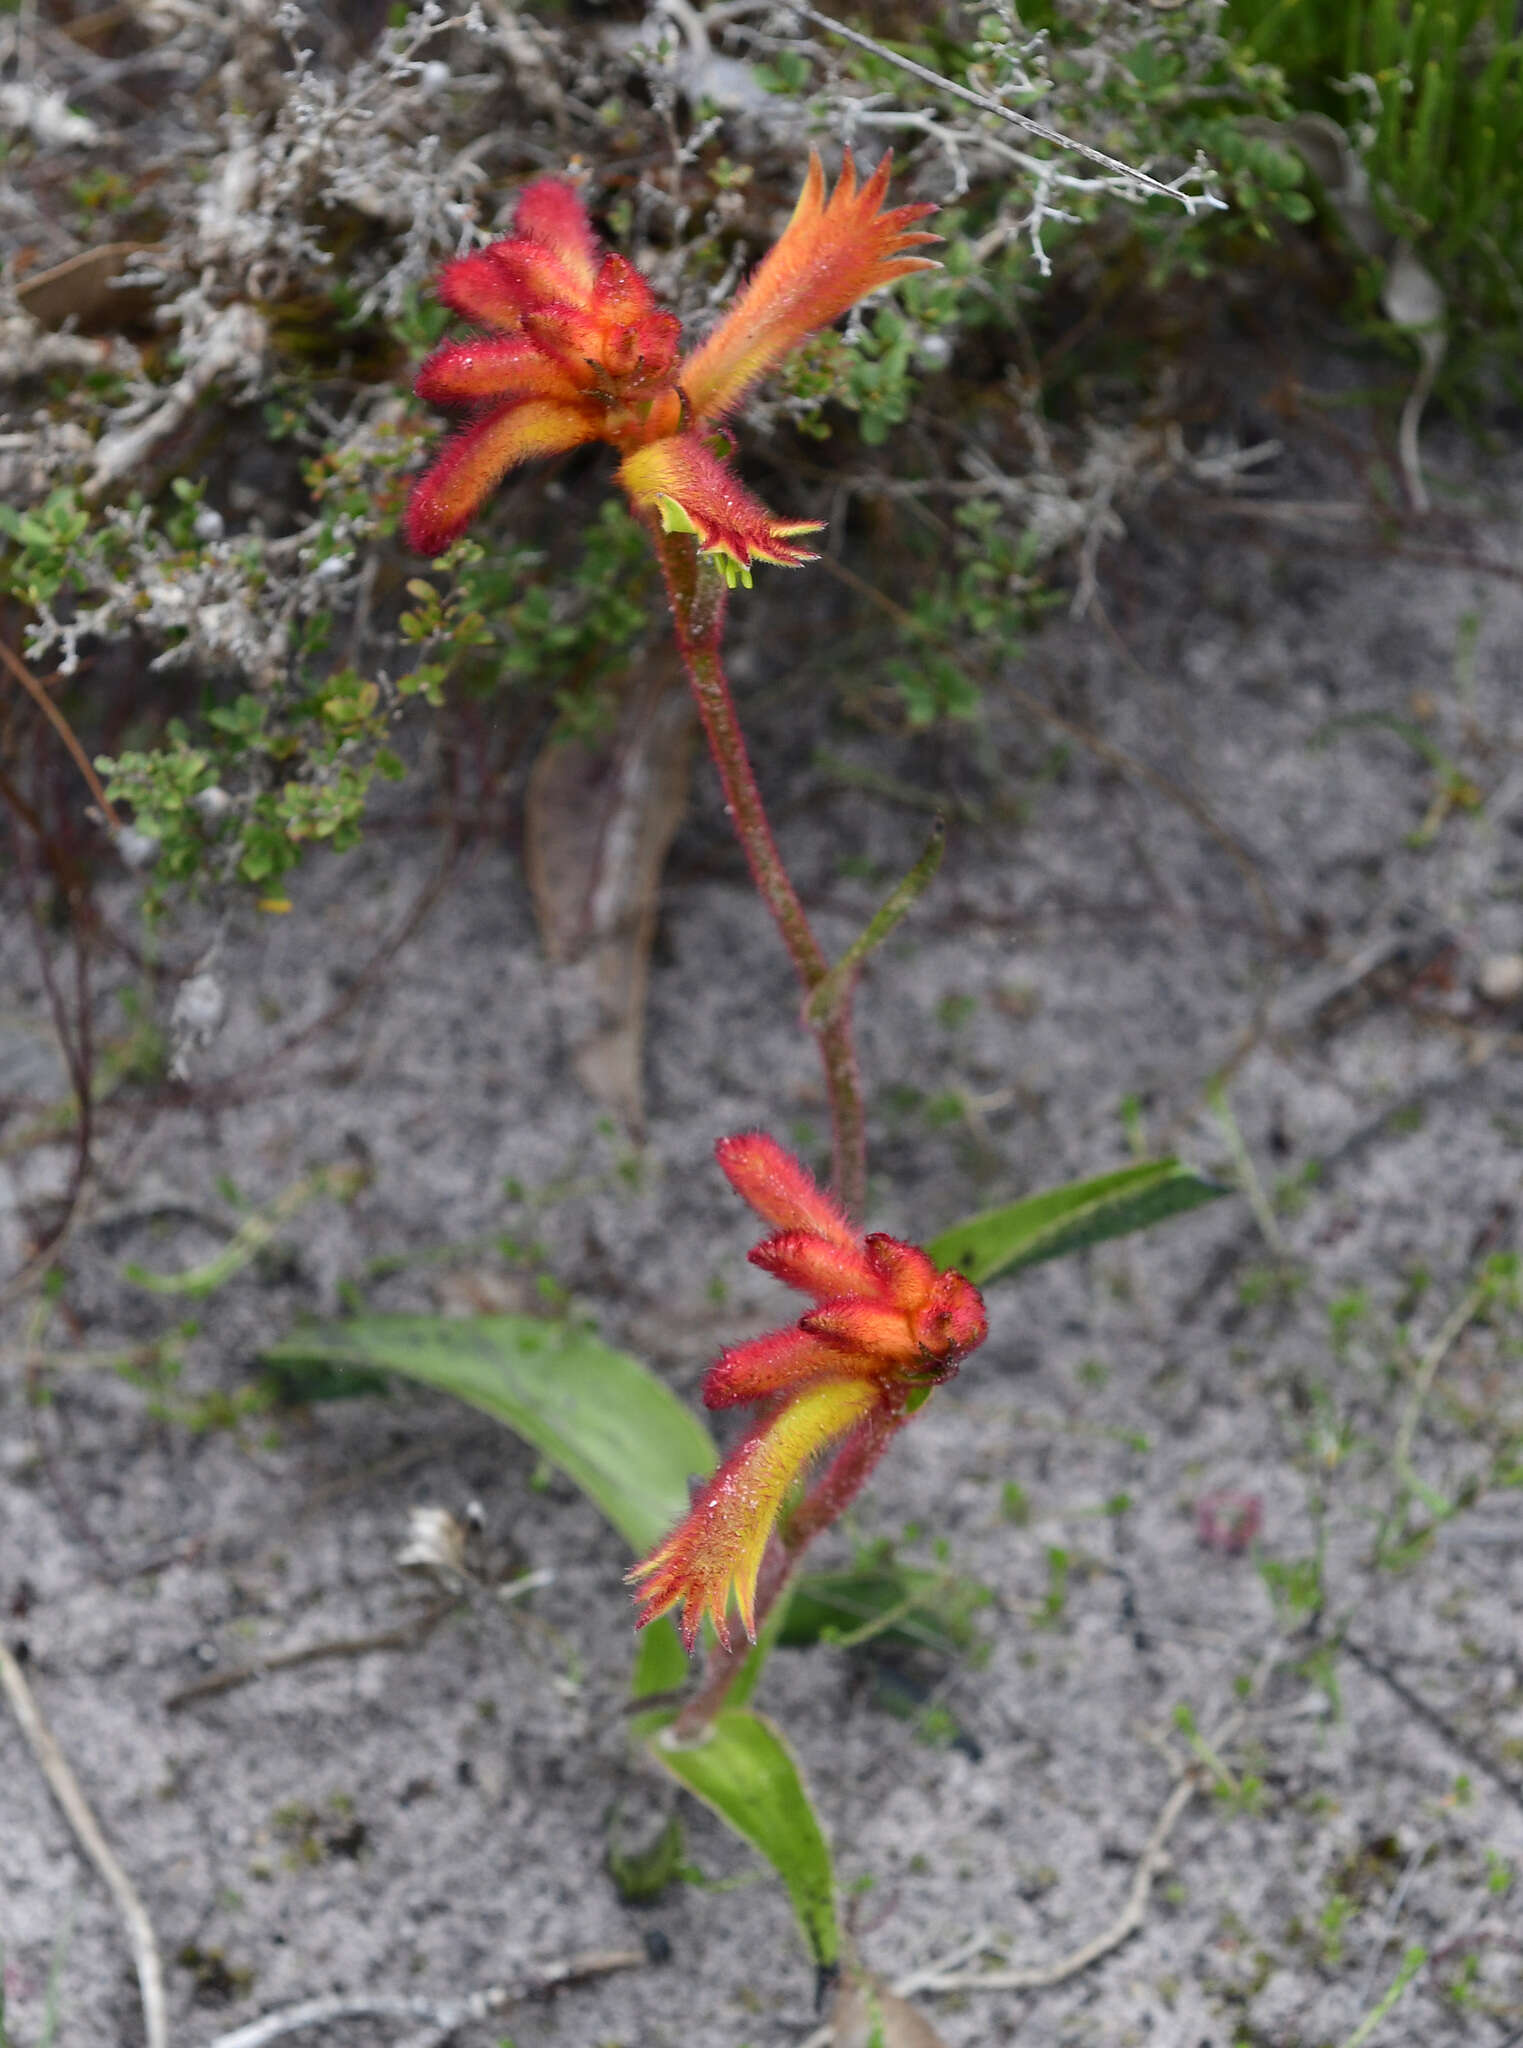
left=629, top=1134, right=986, bottom=1652
left=405, top=153, right=936, bottom=581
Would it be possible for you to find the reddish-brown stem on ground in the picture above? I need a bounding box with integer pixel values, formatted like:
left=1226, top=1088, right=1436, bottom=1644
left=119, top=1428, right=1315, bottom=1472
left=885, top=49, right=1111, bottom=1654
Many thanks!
left=0, top=636, right=122, bottom=833
left=649, top=525, right=867, bottom=1220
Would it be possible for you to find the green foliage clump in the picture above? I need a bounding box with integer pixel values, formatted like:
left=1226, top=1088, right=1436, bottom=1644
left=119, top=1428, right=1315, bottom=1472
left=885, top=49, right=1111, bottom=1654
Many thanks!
left=887, top=500, right=1055, bottom=727
left=402, top=499, right=657, bottom=738
left=0, top=485, right=128, bottom=613
left=1, top=440, right=656, bottom=901
left=1227, top=0, right=1523, bottom=336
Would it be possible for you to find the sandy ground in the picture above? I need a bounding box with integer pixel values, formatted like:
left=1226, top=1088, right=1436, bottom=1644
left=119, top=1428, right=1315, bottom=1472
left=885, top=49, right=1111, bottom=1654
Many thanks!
left=3, top=358, right=1523, bottom=2048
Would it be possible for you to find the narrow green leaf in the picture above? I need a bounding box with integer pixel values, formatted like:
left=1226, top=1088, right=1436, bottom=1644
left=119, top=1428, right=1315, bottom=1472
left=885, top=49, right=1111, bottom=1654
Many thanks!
left=628, top=1615, right=693, bottom=1741
left=650, top=1710, right=838, bottom=1968
left=781, top=1563, right=987, bottom=1657
left=723, top=1582, right=796, bottom=1711
left=804, top=818, right=945, bottom=1030
left=125, top=1164, right=364, bottom=1299
left=264, top=1315, right=715, bottom=1555
left=926, top=1158, right=1230, bottom=1286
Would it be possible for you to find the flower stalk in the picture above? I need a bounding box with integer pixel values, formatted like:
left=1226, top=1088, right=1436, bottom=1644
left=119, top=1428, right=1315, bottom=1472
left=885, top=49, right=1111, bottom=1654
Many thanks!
left=403, top=160, right=964, bottom=1724
left=404, top=149, right=935, bottom=1215
left=650, top=525, right=866, bottom=1217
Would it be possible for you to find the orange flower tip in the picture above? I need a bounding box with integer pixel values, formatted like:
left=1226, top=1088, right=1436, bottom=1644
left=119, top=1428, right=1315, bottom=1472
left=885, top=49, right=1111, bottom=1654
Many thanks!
left=513, top=176, right=601, bottom=291
left=801, top=1298, right=920, bottom=1364
left=750, top=1230, right=882, bottom=1300
left=702, top=1328, right=854, bottom=1409
left=435, top=237, right=592, bottom=332
left=404, top=475, right=469, bottom=558
left=620, top=435, right=823, bottom=583
left=591, top=250, right=660, bottom=326
left=653, top=494, right=751, bottom=588
left=433, top=247, right=535, bottom=331
left=913, top=1270, right=988, bottom=1361
left=414, top=335, right=582, bottom=410
left=676, top=146, right=942, bottom=421
left=627, top=1555, right=744, bottom=1654
left=714, top=1132, right=859, bottom=1247
left=404, top=397, right=599, bottom=556
left=864, top=1232, right=939, bottom=1310
left=651, top=496, right=818, bottom=587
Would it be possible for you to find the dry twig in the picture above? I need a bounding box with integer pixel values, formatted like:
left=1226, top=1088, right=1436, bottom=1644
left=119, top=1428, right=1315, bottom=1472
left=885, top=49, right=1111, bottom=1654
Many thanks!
left=795, top=1760, right=1204, bottom=2048
left=1391, top=1272, right=1490, bottom=1494
left=0, top=1635, right=168, bottom=2048
left=199, top=1946, right=647, bottom=2048
left=1344, top=1636, right=1523, bottom=1818
left=790, top=3, right=1224, bottom=214
left=0, top=633, right=122, bottom=830
left=164, top=1597, right=458, bottom=1710
left=897, top=1770, right=1200, bottom=1995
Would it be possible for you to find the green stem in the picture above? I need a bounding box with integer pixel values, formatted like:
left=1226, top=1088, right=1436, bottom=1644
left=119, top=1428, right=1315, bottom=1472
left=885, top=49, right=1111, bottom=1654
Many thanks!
left=649, top=525, right=867, bottom=1219
left=673, top=1542, right=796, bottom=1740
left=804, top=816, right=943, bottom=1029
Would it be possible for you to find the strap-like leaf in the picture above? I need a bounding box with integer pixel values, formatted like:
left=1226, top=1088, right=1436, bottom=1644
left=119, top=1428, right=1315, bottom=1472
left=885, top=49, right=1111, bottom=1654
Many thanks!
left=650, top=1709, right=839, bottom=1969
left=927, top=1158, right=1229, bottom=1286
left=264, top=1314, right=715, bottom=1555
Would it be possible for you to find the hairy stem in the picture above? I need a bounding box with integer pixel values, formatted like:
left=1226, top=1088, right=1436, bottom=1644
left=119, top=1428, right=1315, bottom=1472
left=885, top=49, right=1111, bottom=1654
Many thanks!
left=650, top=525, right=866, bottom=1218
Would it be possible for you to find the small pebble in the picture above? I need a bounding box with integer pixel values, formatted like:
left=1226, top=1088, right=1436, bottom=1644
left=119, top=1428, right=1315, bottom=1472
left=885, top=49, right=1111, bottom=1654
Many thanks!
left=1477, top=953, right=1523, bottom=1003
left=115, top=826, right=161, bottom=870
left=192, top=785, right=233, bottom=822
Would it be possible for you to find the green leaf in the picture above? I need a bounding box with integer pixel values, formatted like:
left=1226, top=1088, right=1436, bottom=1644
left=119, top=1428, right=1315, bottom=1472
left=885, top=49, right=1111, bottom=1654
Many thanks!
left=631, top=1614, right=691, bottom=1705
left=926, top=1158, right=1229, bottom=1285
left=650, top=1710, right=838, bottom=1968
left=263, top=1315, right=715, bottom=1554
left=723, top=1581, right=796, bottom=1710
left=125, top=1164, right=363, bottom=1300
left=781, top=1564, right=987, bottom=1657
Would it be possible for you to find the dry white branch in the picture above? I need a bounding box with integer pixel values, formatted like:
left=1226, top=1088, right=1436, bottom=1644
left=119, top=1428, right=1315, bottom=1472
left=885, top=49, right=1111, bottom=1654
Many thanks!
left=0, top=78, right=101, bottom=145
left=85, top=301, right=267, bottom=500
left=0, top=1636, right=168, bottom=2048
left=796, top=1761, right=1206, bottom=2047
left=790, top=2, right=1225, bottom=216
left=1392, top=1270, right=1491, bottom=1492
left=199, top=1947, right=647, bottom=2048
left=898, top=1769, right=1200, bottom=1996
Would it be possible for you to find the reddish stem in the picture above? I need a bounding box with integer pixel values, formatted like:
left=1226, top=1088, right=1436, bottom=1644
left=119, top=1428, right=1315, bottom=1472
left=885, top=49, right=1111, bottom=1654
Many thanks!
left=650, top=525, right=867, bottom=1219
left=1, top=636, right=122, bottom=832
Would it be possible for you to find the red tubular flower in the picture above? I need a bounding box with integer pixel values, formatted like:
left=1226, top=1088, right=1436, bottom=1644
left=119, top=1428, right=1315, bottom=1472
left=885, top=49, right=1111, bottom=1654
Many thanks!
left=405, top=154, right=937, bottom=579
left=629, top=1134, right=986, bottom=1652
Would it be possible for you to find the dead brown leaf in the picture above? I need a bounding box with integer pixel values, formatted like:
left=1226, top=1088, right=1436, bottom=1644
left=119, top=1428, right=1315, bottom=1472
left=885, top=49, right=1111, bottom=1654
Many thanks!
left=830, top=1973, right=950, bottom=2048
left=18, top=243, right=160, bottom=332
left=524, top=657, right=694, bottom=1130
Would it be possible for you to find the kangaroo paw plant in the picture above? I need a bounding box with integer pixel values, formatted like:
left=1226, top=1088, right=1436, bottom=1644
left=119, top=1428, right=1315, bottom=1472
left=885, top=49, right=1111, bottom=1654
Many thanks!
left=406, top=150, right=937, bottom=1218
left=273, top=143, right=1230, bottom=2003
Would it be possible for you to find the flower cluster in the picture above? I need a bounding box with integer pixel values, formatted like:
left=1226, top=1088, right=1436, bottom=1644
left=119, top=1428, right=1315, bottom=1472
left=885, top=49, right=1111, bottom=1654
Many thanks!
left=630, top=1134, right=987, bottom=1651
left=405, top=152, right=937, bottom=582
